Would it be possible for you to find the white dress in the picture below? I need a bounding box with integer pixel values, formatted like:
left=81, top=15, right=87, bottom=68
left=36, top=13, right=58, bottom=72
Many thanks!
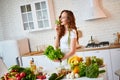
left=60, top=30, right=77, bottom=68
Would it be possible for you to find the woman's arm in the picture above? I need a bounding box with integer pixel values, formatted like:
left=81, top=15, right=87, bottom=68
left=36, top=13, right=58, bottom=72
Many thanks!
left=62, top=37, right=77, bottom=60
left=54, top=35, right=60, bottom=49
left=54, top=26, right=60, bottom=49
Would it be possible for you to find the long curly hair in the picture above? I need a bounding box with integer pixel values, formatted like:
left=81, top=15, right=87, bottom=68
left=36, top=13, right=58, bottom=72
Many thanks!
left=58, top=10, right=78, bottom=43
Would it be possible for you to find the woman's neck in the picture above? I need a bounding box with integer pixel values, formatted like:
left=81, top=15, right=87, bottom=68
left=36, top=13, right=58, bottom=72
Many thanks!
left=64, top=24, right=69, bottom=32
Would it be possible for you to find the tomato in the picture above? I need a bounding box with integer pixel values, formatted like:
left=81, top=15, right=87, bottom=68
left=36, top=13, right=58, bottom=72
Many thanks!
left=11, top=70, right=17, bottom=72
left=20, top=72, right=26, bottom=78
left=36, top=75, right=46, bottom=79
left=41, top=75, right=46, bottom=79
left=36, top=75, right=42, bottom=79
left=16, top=76, right=21, bottom=80
left=15, top=73, right=20, bottom=77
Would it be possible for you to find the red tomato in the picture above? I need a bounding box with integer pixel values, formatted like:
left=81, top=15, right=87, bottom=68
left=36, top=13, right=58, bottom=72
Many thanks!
left=36, top=75, right=46, bottom=79
left=20, top=72, right=26, bottom=78
left=16, top=76, right=21, bottom=80
left=15, top=73, right=20, bottom=77
left=11, top=70, right=17, bottom=72
left=41, top=75, right=46, bottom=79
left=36, top=75, right=42, bottom=79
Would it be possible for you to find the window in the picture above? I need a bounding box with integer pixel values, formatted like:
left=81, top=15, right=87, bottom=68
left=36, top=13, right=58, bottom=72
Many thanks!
left=21, top=4, right=34, bottom=30
left=20, top=0, right=54, bottom=32
left=35, top=1, right=49, bottom=28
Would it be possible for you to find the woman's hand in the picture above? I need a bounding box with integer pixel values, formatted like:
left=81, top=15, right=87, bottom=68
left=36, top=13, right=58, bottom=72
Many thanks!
left=54, top=26, right=60, bottom=49
left=54, top=59, right=61, bottom=62
left=55, top=26, right=60, bottom=35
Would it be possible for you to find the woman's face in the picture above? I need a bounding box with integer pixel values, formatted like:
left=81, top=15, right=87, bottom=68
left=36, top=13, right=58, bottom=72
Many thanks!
left=60, top=12, right=69, bottom=26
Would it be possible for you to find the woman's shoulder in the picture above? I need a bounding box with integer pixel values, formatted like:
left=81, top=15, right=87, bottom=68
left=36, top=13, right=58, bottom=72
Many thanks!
left=71, top=29, right=76, bottom=34
left=70, top=29, right=77, bottom=38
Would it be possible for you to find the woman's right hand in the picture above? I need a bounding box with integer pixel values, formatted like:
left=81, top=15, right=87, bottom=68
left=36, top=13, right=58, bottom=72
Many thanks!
left=55, top=25, right=60, bottom=35
left=54, top=25, right=60, bottom=49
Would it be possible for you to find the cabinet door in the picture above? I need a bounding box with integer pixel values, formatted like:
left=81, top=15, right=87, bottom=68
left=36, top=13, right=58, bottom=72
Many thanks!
left=21, top=56, right=34, bottom=67
left=21, top=56, right=44, bottom=67
left=83, top=50, right=113, bottom=80
left=21, top=55, right=60, bottom=72
left=75, top=52, right=84, bottom=57
left=110, top=48, right=120, bottom=80
left=33, top=55, right=60, bottom=71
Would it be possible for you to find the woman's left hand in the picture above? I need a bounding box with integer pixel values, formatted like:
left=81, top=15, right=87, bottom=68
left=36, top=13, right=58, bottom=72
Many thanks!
left=53, top=59, right=61, bottom=62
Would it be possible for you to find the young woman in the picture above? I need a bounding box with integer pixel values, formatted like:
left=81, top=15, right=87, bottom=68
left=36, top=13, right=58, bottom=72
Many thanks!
left=55, top=10, right=79, bottom=62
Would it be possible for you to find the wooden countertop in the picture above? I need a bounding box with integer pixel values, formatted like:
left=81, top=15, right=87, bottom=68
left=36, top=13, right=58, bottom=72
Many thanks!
left=22, top=44, right=120, bottom=57
left=76, top=44, right=120, bottom=52
left=21, top=51, right=44, bottom=57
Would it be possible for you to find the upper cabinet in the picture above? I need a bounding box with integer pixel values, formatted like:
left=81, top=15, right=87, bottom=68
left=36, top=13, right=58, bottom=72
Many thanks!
left=20, top=0, right=55, bottom=32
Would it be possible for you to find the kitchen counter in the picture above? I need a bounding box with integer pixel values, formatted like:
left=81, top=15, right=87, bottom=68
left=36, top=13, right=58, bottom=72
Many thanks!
left=22, top=44, right=120, bottom=57
left=76, top=44, right=120, bottom=52
left=21, top=51, right=44, bottom=57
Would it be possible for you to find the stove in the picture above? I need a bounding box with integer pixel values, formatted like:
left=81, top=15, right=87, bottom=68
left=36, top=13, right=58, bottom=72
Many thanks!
left=86, top=41, right=109, bottom=48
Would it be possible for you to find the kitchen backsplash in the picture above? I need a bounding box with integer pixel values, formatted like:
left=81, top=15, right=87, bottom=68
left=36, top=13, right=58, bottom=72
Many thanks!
left=0, top=0, right=120, bottom=51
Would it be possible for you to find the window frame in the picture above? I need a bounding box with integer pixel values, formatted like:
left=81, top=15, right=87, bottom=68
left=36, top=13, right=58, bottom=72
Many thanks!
left=20, top=0, right=55, bottom=32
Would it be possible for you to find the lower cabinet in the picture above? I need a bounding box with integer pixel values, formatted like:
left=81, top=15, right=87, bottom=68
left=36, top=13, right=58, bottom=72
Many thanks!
left=75, top=52, right=84, bottom=57
left=21, top=55, right=61, bottom=72
left=76, top=50, right=113, bottom=80
left=110, top=48, right=120, bottom=80
left=21, top=48, right=120, bottom=80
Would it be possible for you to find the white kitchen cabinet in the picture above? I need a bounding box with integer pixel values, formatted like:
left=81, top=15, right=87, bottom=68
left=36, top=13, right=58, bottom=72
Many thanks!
left=75, top=52, right=84, bottom=57
left=110, top=48, right=120, bottom=80
left=83, top=50, right=113, bottom=80
left=21, top=55, right=60, bottom=72
left=21, top=48, right=120, bottom=80
left=0, top=40, right=20, bottom=68
left=21, top=56, right=49, bottom=67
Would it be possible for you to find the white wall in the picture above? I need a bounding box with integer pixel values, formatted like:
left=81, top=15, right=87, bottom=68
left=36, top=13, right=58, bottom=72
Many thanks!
left=0, top=17, right=3, bottom=41
left=0, top=0, right=55, bottom=51
left=54, top=0, right=120, bottom=45
left=0, top=0, right=120, bottom=51
left=0, top=4, right=4, bottom=41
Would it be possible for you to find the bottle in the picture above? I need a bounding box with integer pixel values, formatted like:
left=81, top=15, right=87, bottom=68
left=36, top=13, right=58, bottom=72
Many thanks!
left=30, top=58, right=36, bottom=73
left=88, top=36, right=95, bottom=43
left=85, top=57, right=91, bottom=66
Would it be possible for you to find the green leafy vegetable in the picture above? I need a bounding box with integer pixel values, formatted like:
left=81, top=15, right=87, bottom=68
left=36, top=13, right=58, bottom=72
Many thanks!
left=86, top=63, right=99, bottom=78
left=8, top=65, right=36, bottom=80
left=49, top=73, right=64, bottom=80
left=91, top=56, right=103, bottom=67
left=55, top=74, right=64, bottom=80
left=99, top=70, right=106, bottom=74
left=78, top=62, right=86, bottom=77
left=55, top=19, right=60, bottom=25
left=78, top=60, right=105, bottom=78
left=49, top=73, right=58, bottom=80
left=8, top=65, right=24, bottom=72
left=44, top=45, right=64, bottom=60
